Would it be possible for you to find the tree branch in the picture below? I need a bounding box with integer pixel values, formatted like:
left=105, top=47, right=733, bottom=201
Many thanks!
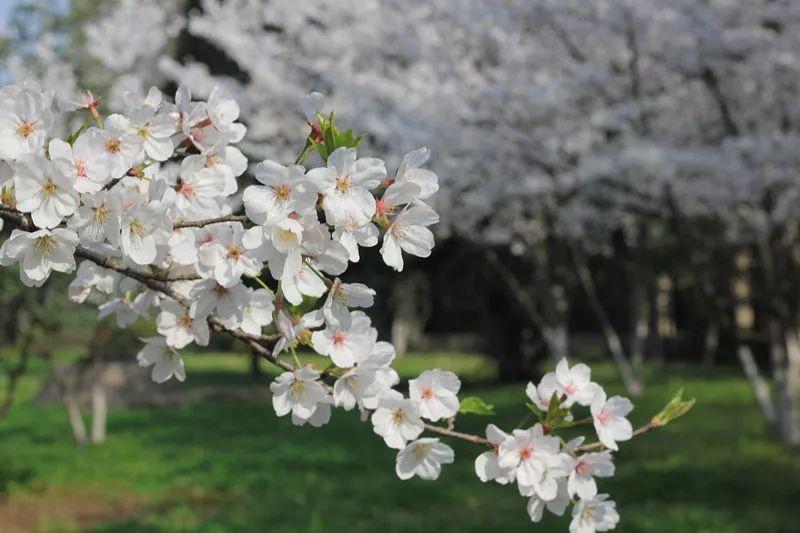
left=173, top=214, right=248, bottom=229
left=574, top=421, right=658, bottom=452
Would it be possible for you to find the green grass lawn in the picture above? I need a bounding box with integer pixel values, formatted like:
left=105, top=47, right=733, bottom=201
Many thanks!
left=0, top=350, right=798, bottom=532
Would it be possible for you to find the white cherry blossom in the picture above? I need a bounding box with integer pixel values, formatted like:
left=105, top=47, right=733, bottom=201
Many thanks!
left=311, top=310, right=376, bottom=368
left=136, top=336, right=186, bottom=383
left=567, top=451, right=615, bottom=500
left=240, top=288, right=275, bottom=336
left=396, top=438, right=454, bottom=481
left=474, top=424, right=516, bottom=484
left=0, top=228, right=77, bottom=287
left=14, top=154, right=78, bottom=229
left=371, top=390, right=425, bottom=449
left=49, top=133, right=111, bottom=193
left=555, top=358, right=600, bottom=407
left=380, top=202, right=438, bottom=272
left=0, top=84, right=52, bottom=160
left=156, top=299, right=211, bottom=349
left=322, top=278, right=375, bottom=328
left=591, top=390, right=634, bottom=451
left=270, top=366, right=327, bottom=422
left=243, top=160, right=318, bottom=226
left=569, top=495, right=620, bottom=533
left=307, top=147, right=386, bottom=227
left=409, top=369, right=460, bottom=422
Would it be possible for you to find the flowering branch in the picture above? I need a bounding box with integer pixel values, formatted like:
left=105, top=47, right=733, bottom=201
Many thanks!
left=0, top=83, right=691, bottom=533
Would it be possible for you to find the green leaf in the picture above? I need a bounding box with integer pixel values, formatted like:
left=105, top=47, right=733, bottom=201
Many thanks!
left=526, top=402, right=545, bottom=420
left=651, top=388, right=695, bottom=427
left=459, top=396, right=495, bottom=416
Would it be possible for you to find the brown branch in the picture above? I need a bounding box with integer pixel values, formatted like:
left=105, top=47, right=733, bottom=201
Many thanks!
left=173, top=215, right=248, bottom=229
left=0, top=207, right=660, bottom=453
left=423, top=423, right=492, bottom=446
left=574, top=421, right=658, bottom=452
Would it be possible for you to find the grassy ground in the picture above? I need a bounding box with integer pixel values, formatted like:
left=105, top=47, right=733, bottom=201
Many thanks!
left=0, top=350, right=798, bottom=532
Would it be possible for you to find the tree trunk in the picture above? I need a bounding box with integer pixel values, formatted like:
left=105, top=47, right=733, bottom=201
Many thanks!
left=65, top=394, right=89, bottom=446
left=568, top=240, right=643, bottom=395
left=629, top=278, right=649, bottom=375
left=249, top=348, right=263, bottom=377
left=701, top=322, right=719, bottom=367
left=775, top=329, right=800, bottom=446
left=90, top=383, right=107, bottom=444
left=541, top=323, right=568, bottom=364
left=390, top=273, right=431, bottom=357
left=737, top=344, right=776, bottom=424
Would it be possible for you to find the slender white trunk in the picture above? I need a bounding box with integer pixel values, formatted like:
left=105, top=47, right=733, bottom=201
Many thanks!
left=737, top=345, right=776, bottom=424
left=66, top=395, right=89, bottom=446
left=569, top=239, right=642, bottom=395
left=90, top=384, right=107, bottom=444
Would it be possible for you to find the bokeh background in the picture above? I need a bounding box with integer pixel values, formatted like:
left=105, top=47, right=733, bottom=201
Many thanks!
left=1, top=0, right=800, bottom=531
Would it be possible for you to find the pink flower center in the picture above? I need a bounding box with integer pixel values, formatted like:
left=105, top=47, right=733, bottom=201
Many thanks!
left=335, top=176, right=351, bottom=193
left=519, top=445, right=534, bottom=461
left=575, top=460, right=590, bottom=475
left=213, top=284, right=229, bottom=297
left=376, top=199, right=395, bottom=216
left=180, top=182, right=196, bottom=197
left=420, top=386, right=434, bottom=400
left=16, top=121, right=36, bottom=138
left=105, top=138, right=122, bottom=153
left=179, top=313, right=193, bottom=328
left=332, top=332, right=347, bottom=346
left=596, top=411, right=610, bottom=425
left=564, top=382, right=577, bottom=395
left=75, top=159, right=88, bottom=178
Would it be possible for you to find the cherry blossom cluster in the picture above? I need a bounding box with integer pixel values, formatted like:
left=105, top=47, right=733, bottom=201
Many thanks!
left=479, top=359, right=630, bottom=532
left=0, top=81, right=689, bottom=531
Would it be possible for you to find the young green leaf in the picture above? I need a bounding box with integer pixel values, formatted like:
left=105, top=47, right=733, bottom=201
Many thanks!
left=459, top=396, right=495, bottom=416
left=651, top=388, right=696, bottom=427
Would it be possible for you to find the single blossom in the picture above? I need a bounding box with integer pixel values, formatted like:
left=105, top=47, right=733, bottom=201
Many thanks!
left=395, top=438, right=454, bottom=481
left=380, top=202, right=439, bottom=272
left=0, top=228, right=77, bottom=287
left=569, top=494, right=620, bottom=533
left=243, top=160, right=318, bottom=226
left=474, top=424, right=516, bottom=484
left=49, top=133, right=111, bottom=194
left=555, top=358, right=600, bottom=407
left=136, top=336, right=186, bottom=383
left=156, top=299, right=210, bottom=349
left=408, top=369, right=461, bottom=422
left=311, top=310, right=377, bottom=368
left=306, top=146, right=386, bottom=227
left=498, top=424, right=564, bottom=500
left=270, top=366, right=328, bottom=422
left=393, top=146, right=439, bottom=199
left=371, top=390, right=425, bottom=449
left=322, top=278, right=376, bottom=328
left=591, top=390, right=634, bottom=451
left=567, top=451, right=615, bottom=500
left=527, top=478, right=571, bottom=523
left=526, top=372, right=564, bottom=412
left=0, top=84, right=53, bottom=160
left=14, top=154, right=78, bottom=229
left=239, top=288, right=275, bottom=336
